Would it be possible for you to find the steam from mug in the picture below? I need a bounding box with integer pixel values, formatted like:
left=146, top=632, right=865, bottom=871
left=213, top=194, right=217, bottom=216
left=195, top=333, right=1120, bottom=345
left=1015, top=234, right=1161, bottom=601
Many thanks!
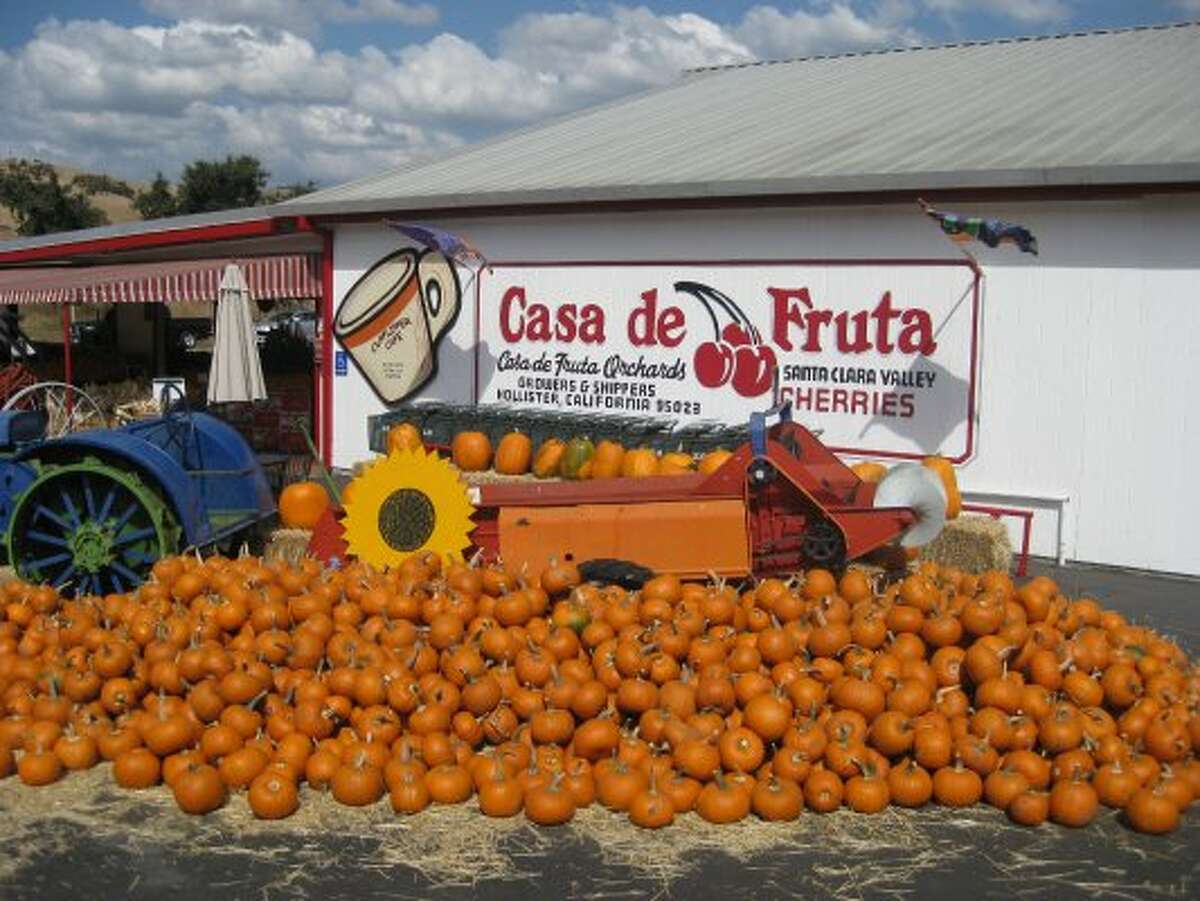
left=334, top=248, right=462, bottom=405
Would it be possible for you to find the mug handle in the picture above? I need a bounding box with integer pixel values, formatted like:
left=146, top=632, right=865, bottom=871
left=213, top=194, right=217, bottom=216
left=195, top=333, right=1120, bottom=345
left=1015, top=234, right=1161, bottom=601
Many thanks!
left=422, top=262, right=461, bottom=341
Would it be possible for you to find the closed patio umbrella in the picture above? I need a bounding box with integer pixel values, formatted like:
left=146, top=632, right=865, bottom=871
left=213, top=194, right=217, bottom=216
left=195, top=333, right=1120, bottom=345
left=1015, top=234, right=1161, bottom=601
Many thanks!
left=207, top=263, right=267, bottom=404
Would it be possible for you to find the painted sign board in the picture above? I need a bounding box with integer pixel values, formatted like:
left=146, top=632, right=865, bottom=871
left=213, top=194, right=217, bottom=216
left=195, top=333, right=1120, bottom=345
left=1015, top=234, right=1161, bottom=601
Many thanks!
left=474, top=260, right=980, bottom=461
left=329, top=248, right=979, bottom=464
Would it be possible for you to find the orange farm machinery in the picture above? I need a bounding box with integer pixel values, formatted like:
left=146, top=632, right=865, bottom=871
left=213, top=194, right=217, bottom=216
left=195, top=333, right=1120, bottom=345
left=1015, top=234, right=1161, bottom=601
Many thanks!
left=331, top=402, right=950, bottom=586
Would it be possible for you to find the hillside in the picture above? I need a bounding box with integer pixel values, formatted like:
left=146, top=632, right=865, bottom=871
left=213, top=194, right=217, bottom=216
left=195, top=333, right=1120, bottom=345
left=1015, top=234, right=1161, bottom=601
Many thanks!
left=0, top=161, right=147, bottom=240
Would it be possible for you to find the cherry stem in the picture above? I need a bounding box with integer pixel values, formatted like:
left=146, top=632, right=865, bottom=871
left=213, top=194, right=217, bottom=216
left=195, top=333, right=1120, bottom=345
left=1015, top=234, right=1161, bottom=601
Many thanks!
left=673, top=281, right=722, bottom=340
left=675, top=280, right=755, bottom=336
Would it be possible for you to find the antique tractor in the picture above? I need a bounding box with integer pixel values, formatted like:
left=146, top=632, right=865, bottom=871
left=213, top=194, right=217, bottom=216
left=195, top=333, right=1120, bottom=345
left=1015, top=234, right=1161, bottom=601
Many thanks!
left=336, top=401, right=950, bottom=585
left=0, top=396, right=274, bottom=595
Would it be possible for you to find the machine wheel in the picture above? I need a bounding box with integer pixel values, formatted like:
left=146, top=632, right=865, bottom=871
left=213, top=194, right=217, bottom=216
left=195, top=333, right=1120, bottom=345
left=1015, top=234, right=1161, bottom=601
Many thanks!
left=6, top=459, right=179, bottom=596
left=801, top=518, right=846, bottom=571
left=3, top=382, right=105, bottom=437
left=578, top=558, right=654, bottom=590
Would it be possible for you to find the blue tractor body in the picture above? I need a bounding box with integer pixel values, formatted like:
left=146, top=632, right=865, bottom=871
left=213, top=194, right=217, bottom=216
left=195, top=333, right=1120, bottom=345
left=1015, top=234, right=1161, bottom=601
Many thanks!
left=0, top=407, right=275, bottom=594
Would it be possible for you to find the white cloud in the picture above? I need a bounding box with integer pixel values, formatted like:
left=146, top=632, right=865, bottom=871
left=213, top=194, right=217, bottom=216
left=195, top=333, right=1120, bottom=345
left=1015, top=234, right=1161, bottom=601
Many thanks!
left=500, top=7, right=754, bottom=97
left=12, top=19, right=353, bottom=114
left=0, top=3, right=936, bottom=187
left=141, top=0, right=438, bottom=36
left=924, top=0, right=1072, bottom=24
left=736, top=3, right=923, bottom=59
left=354, top=34, right=557, bottom=126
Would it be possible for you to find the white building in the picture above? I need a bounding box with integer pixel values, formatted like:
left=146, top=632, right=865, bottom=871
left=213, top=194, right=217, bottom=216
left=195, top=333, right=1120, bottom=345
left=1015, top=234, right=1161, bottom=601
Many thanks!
left=3, top=24, right=1198, bottom=575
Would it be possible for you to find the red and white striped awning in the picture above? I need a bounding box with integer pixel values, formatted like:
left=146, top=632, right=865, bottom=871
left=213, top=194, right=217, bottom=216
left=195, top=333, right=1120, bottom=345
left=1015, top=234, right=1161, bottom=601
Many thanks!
left=0, top=254, right=320, bottom=305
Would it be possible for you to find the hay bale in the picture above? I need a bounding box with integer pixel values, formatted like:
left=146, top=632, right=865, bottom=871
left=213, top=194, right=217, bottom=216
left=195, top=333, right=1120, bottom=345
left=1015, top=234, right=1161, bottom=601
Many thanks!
left=919, top=514, right=1012, bottom=573
left=459, top=470, right=547, bottom=486
left=264, top=528, right=313, bottom=566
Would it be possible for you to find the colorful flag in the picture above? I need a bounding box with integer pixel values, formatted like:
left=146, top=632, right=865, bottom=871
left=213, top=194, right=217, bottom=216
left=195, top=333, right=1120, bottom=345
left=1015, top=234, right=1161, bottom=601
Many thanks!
left=385, top=222, right=489, bottom=270
left=919, top=200, right=1039, bottom=255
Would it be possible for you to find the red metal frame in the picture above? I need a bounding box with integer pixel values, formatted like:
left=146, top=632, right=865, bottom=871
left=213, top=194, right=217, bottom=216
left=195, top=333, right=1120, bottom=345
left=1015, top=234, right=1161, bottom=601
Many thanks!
left=472, top=257, right=982, bottom=463
left=320, top=230, right=335, bottom=466
left=472, top=269, right=482, bottom=418
left=311, top=272, right=323, bottom=466
left=960, top=501, right=1033, bottom=577
left=0, top=218, right=292, bottom=266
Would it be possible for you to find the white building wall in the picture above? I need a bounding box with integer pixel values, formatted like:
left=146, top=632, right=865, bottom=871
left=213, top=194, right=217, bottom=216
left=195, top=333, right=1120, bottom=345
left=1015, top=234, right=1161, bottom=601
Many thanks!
left=331, top=193, right=1200, bottom=575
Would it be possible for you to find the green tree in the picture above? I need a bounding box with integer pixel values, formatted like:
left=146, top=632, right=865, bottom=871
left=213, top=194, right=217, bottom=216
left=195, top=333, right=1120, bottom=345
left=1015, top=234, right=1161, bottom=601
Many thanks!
left=71, top=172, right=135, bottom=198
left=263, top=180, right=319, bottom=204
left=133, top=172, right=178, bottom=220
left=0, top=159, right=107, bottom=236
left=175, top=154, right=269, bottom=214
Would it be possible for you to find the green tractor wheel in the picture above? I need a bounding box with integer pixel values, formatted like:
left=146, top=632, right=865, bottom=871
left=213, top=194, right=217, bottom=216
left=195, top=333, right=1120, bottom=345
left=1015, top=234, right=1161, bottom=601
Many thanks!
left=6, top=459, right=180, bottom=596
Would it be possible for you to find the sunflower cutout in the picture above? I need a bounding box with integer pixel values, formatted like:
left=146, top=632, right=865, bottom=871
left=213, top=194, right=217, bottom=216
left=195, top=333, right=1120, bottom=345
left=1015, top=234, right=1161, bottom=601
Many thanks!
left=342, top=446, right=476, bottom=568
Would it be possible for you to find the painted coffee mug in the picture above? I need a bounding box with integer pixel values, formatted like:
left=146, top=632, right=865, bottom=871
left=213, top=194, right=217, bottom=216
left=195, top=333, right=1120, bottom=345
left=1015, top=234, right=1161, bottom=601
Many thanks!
left=335, top=248, right=462, bottom=404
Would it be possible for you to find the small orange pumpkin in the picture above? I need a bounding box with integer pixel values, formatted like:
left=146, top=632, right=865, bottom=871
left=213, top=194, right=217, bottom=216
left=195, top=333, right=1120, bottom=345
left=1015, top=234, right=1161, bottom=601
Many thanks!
left=621, top=448, right=659, bottom=478
left=922, top=456, right=961, bottom=519
left=452, top=431, right=492, bottom=471
left=387, top=423, right=423, bottom=454
left=278, top=482, right=330, bottom=529
left=248, top=772, right=300, bottom=820
left=852, top=461, right=888, bottom=483
left=657, top=451, right=694, bottom=476
left=1125, top=785, right=1180, bottom=834
left=698, top=449, right=733, bottom=475
left=533, top=439, right=567, bottom=478
left=494, top=432, right=533, bottom=475
left=590, top=440, right=626, bottom=479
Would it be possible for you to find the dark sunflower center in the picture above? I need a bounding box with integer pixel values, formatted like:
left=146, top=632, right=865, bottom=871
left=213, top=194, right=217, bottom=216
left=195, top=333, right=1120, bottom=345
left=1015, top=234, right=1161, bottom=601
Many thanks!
left=377, top=488, right=436, bottom=552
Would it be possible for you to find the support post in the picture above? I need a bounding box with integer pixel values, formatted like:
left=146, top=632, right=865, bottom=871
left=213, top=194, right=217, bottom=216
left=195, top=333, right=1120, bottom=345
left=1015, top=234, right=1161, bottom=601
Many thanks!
left=311, top=265, right=322, bottom=465
left=320, top=229, right=334, bottom=468
left=61, top=304, right=73, bottom=383
left=61, top=304, right=74, bottom=415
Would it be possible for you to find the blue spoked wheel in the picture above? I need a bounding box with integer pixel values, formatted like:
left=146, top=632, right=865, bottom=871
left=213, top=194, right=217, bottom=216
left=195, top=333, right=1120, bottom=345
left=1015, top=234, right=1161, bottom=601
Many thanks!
left=6, top=459, right=179, bottom=596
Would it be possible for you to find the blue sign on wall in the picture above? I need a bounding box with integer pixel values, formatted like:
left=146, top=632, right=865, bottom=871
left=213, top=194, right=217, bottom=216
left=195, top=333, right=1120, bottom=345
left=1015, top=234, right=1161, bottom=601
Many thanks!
left=335, top=351, right=348, bottom=376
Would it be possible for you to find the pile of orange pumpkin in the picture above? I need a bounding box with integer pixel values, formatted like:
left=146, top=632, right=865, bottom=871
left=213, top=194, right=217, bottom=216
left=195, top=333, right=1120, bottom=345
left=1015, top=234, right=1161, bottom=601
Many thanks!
left=387, top=422, right=732, bottom=480
left=0, top=553, right=1196, bottom=835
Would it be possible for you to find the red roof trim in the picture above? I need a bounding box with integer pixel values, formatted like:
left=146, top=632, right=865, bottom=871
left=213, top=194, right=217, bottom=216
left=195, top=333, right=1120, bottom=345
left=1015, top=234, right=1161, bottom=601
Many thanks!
left=0, top=217, right=309, bottom=266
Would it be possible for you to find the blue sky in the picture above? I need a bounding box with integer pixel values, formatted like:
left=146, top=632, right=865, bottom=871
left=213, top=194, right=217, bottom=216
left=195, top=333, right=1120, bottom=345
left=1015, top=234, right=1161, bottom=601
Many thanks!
left=2, top=2, right=1193, bottom=52
left=0, top=1, right=1195, bottom=185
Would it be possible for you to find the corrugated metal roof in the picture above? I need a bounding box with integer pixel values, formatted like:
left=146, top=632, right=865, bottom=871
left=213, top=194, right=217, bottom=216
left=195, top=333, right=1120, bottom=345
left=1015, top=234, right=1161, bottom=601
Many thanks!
left=283, top=22, right=1200, bottom=217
